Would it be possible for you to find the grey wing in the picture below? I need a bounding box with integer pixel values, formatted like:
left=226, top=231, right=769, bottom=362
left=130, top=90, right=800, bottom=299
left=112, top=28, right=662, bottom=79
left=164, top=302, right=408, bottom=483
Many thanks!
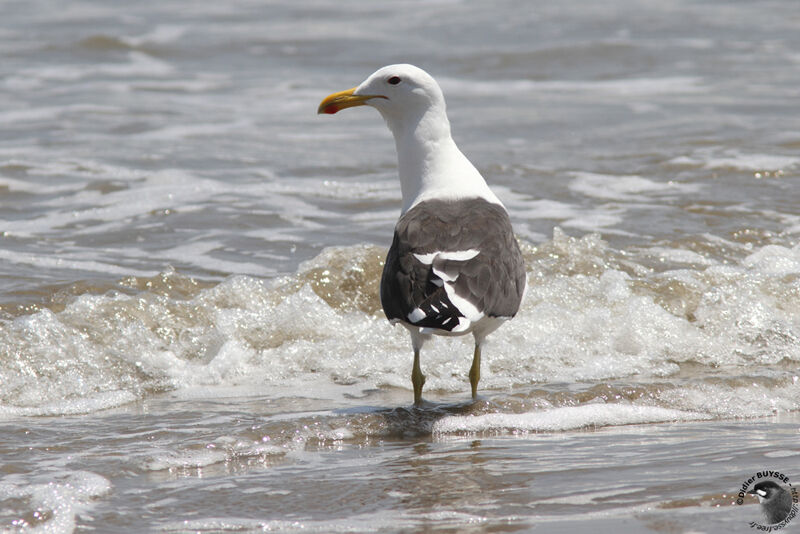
left=443, top=205, right=526, bottom=319
left=380, top=199, right=525, bottom=331
left=380, top=231, right=467, bottom=331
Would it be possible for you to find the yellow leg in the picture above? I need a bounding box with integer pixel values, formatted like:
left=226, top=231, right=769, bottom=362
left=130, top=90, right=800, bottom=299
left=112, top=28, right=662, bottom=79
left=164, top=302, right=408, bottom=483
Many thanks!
left=412, top=348, right=426, bottom=405
left=469, top=344, right=481, bottom=399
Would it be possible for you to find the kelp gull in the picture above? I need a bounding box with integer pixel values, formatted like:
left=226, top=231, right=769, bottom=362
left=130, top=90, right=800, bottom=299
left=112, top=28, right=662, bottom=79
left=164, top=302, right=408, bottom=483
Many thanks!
left=318, top=64, right=526, bottom=404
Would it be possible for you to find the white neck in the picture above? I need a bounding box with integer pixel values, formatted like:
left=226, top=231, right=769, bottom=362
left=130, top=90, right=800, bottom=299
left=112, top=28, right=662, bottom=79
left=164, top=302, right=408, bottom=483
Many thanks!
left=381, top=103, right=502, bottom=214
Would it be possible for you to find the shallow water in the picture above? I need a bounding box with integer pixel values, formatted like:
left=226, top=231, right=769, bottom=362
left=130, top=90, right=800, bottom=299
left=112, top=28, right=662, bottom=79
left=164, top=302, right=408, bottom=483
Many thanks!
left=1, top=0, right=800, bottom=532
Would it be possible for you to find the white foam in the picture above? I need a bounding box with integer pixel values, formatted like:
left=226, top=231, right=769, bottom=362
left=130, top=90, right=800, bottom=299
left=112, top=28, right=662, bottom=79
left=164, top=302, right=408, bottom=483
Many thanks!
left=640, top=247, right=717, bottom=266
left=161, top=515, right=419, bottom=534
left=657, top=381, right=800, bottom=418
left=0, top=471, right=111, bottom=533
left=144, top=447, right=250, bottom=472
left=0, top=248, right=154, bottom=278
left=0, top=106, right=71, bottom=125
left=569, top=172, right=702, bottom=201
left=440, top=76, right=704, bottom=97
left=21, top=51, right=173, bottom=82
left=133, top=119, right=252, bottom=141
left=514, top=199, right=582, bottom=220
left=0, top=390, right=138, bottom=418
left=3, top=168, right=226, bottom=238
left=142, top=435, right=286, bottom=472
left=2, top=233, right=799, bottom=419
left=164, top=240, right=273, bottom=277
left=742, top=244, right=800, bottom=275
left=122, top=24, right=188, bottom=47
left=764, top=451, right=800, bottom=458
left=433, top=404, right=711, bottom=434
left=670, top=149, right=800, bottom=172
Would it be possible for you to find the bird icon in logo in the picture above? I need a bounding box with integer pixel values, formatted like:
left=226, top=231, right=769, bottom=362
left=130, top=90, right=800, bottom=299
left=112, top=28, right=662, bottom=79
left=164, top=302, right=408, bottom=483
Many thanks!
left=748, top=480, right=793, bottom=525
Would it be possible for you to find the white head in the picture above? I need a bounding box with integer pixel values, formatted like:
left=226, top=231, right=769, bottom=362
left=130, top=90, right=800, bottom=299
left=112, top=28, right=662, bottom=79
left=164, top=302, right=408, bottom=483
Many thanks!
left=319, top=64, right=501, bottom=213
left=318, top=64, right=451, bottom=141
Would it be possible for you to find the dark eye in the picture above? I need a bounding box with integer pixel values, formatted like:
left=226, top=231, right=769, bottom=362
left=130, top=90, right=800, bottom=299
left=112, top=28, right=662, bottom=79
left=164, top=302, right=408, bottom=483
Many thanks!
left=387, top=76, right=401, bottom=85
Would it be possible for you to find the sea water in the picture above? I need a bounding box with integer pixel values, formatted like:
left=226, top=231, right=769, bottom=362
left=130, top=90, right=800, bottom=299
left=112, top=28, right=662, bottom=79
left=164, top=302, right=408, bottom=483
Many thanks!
left=1, top=0, right=799, bottom=532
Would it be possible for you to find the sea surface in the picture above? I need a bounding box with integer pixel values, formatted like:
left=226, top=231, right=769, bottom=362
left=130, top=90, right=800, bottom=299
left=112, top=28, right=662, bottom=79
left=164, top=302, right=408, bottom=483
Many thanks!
left=1, top=0, right=800, bottom=532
